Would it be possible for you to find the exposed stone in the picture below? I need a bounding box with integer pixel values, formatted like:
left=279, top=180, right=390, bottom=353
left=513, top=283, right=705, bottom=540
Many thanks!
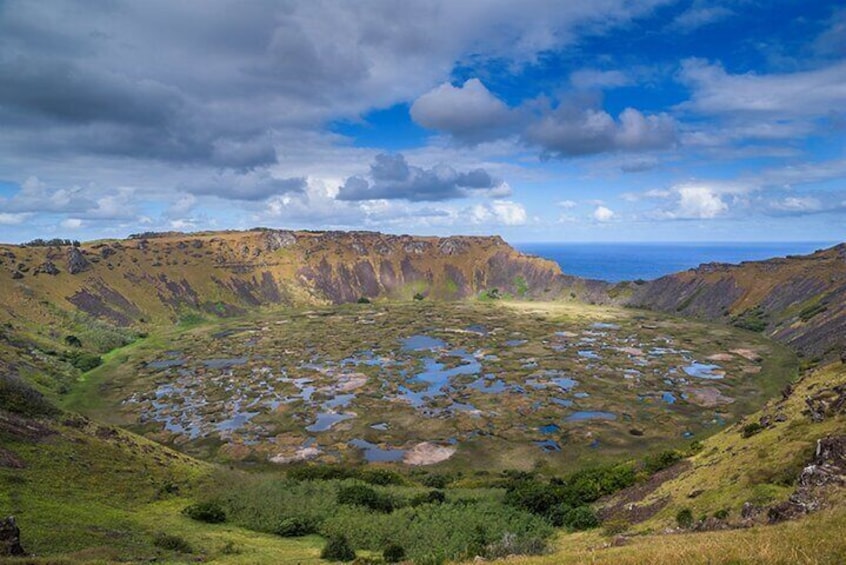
left=66, top=247, right=91, bottom=274
left=0, top=516, right=25, bottom=556
left=35, top=261, right=60, bottom=275
left=10, top=271, right=23, bottom=280
left=263, top=230, right=296, bottom=251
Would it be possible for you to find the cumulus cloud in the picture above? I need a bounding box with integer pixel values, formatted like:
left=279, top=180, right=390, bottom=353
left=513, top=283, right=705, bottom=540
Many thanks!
left=410, top=79, right=515, bottom=143
left=337, top=153, right=509, bottom=202
left=470, top=200, right=528, bottom=226
left=526, top=106, right=677, bottom=157
left=593, top=205, right=615, bottom=222
left=0, top=213, right=30, bottom=225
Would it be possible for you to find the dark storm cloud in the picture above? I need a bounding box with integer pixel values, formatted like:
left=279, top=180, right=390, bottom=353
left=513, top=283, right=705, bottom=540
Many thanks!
left=337, top=153, right=506, bottom=202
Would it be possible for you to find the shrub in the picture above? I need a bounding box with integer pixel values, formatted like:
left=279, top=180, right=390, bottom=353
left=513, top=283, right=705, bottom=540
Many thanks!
left=274, top=516, right=316, bottom=537
left=63, top=351, right=102, bottom=372
left=383, top=543, right=407, bottom=563
left=676, top=508, right=694, bottom=529
left=321, top=534, right=356, bottom=562
left=411, top=490, right=446, bottom=506
left=337, top=484, right=394, bottom=513
left=741, top=422, right=764, bottom=438
left=182, top=501, right=226, bottom=523
left=64, top=335, right=82, bottom=348
left=357, top=297, right=371, bottom=304
left=153, top=532, right=192, bottom=553
left=602, top=517, right=630, bottom=536
left=421, top=473, right=450, bottom=489
left=713, top=508, right=730, bottom=520
left=355, top=468, right=405, bottom=486
left=413, top=292, right=425, bottom=301
left=560, top=506, right=599, bottom=531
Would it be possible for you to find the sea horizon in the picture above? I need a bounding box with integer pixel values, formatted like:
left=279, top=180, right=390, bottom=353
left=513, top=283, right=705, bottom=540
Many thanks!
left=514, top=241, right=838, bottom=283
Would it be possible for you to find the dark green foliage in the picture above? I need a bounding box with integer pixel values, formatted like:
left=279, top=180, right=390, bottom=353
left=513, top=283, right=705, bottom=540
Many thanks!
left=420, top=473, right=450, bottom=489
left=288, top=464, right=352, bottom=481
left=355, top=468, right=405, bottom=486
left=383, top=543, right=406, bottom=563
left=337, top=484, right=394, bottom=512
left=357, top=297, right=371, bottom=304
left=731, top=306, right=768, bottom=332
left=152, top=532, right=192, bottom=553
left=676, top=508, right=694, bottom=529
left=642, top=449, right=683, bottom=475
left=413, top=292, right=425, bottom=301
left=411, top=490, right=446, bottom=506
left=182, top=501, right=226, bottom=523
left=0, top=375, right=59, bottom=417
left=64, top=335, right=82, bottom=348
left=799, top=302, right=827, bottom=322
left=62, top=351, right=102, bottom=372
left=714, top=508, right=730, bottom=520
left=321, top=534, right=356, bottom=562
left=274, top=517, right=317, bottom=537
left=742, top=422, right=764, bottom=438
left=560, top=506, right=599, bottom=531
left=513, top=275, right=529, bottom=296
left=22, top=238, right=79, bottom=247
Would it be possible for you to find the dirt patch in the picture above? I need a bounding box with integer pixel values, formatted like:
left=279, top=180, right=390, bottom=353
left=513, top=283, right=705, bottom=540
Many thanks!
left=598, top=461, right=691, bottom=524
left=335, top=374, right=368, bottom=392
left=269, top=446, right=321, bottom=464
left=685, top=386, right=735, bottom=407
left=730, top=348, right=762, bottom=362
left=403, top=442, right=456, bottom=465
left=707, top=353, right=735, bottom=362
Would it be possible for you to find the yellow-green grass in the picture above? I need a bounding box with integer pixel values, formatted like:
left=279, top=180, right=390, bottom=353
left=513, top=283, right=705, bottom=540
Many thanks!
left=501, top=506, right=846, bottom=565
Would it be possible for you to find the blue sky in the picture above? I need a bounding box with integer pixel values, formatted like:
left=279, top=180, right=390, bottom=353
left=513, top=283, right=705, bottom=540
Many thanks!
left=1, top=0, right=844, bottom=243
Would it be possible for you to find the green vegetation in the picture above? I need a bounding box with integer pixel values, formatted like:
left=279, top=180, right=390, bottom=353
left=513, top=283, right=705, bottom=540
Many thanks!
left=731, top=305, right=768, bottom=332
left=675, top=507, right=694, bottom=529
left=321, top=534, right=356, bottom=562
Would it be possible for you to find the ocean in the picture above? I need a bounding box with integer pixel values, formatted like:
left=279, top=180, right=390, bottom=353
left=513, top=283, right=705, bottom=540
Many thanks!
left=513, top=242, right=837, bottom=283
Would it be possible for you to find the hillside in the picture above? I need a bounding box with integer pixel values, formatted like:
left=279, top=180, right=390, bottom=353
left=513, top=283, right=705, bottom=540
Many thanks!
left=623, top=243, right=846, bottom=361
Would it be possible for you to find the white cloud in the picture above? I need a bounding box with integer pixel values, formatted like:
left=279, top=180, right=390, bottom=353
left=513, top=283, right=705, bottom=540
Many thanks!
left=593, top=205, right=615, bottom=222
left=670, top=6, right=733, bottom=32
left=0, top=213, right=30, bottom=225
left=410, top=79, right=514, bottom=143
left=470, top=200, right=527, bottom=226
left=771, top=196, right=822, bottom=213
left=557, top=200, right=577, bottom=208
left=679, top=59, right=846, bottom=117
left=61, top=218, right=84, bottom=229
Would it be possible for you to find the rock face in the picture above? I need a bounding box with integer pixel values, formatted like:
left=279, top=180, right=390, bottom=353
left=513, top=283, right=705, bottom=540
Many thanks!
left=626, top=243, right=846, bottom=359
left=66, top=247, right=91, bottom=274
left=0, top=516, right=24, bottom=557
left=0, top=229, right=574, bottom=326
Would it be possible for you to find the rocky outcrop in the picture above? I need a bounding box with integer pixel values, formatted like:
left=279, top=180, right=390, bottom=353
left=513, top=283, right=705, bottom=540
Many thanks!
left=66, top=247, right=91, bottom=274
left=626, top=243, right=846, bottom=360
left=0, top=516, right=24, bottom=556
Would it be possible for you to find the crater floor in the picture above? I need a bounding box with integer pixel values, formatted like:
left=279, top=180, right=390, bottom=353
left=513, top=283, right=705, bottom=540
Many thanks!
left=79, top=300, right=798, bottom=471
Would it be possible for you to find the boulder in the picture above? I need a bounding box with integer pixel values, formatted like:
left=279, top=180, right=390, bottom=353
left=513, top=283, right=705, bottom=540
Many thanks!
left=66, top=247, right=91, bottom=274
left=0, top=516, right=24, bottom=556
left=35, top=261, right=60, bottom=275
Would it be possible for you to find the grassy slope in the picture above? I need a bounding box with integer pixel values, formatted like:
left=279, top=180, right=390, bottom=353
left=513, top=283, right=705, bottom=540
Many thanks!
left=502, top=360, right=846, bottom=565
left=0, top=414, right=327, bottom=564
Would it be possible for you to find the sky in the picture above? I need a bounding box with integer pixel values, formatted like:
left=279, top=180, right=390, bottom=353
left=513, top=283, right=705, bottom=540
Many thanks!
left=1, top=0, right=845, bottom=244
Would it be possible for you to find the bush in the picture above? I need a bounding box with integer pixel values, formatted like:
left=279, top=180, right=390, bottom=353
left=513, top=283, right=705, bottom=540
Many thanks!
left=337, top=484, right=394, bottom=513
left=643, top=449, right=683, bottom=475
left=182, top=501, right=226, bottom=523
left=274, top=516, right=316, bottom=537
left=63, top=351, right=102, bottom=372
left=64, top=335, right=82, bottom=348
left=411, top=490, right=446, bottom=506
left=676, top=508, right=694, bottom=529
left=413, top=292, right=425, bottom=301
left=713, top=508, right=730, bottom=520
left=357, top=297, right=371, bottom=304
left=741, top=422, right=764, bottom=438
left=153, top=532, right=192, bottom=553
left=421, top=473, right=450, bottom=489
left=321, top=534, right=356, bottom=562
left=383, top=543, right=407, bottom=563
left=355, top=468, right=406, bottom=486
left=560, top=506, right=599, bottom=531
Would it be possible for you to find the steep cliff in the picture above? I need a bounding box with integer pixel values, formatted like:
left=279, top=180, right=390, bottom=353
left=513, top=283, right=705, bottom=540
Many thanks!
left=0, top=229, right=572, bottom=328
left=625, top=243, right=846, bottom=360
